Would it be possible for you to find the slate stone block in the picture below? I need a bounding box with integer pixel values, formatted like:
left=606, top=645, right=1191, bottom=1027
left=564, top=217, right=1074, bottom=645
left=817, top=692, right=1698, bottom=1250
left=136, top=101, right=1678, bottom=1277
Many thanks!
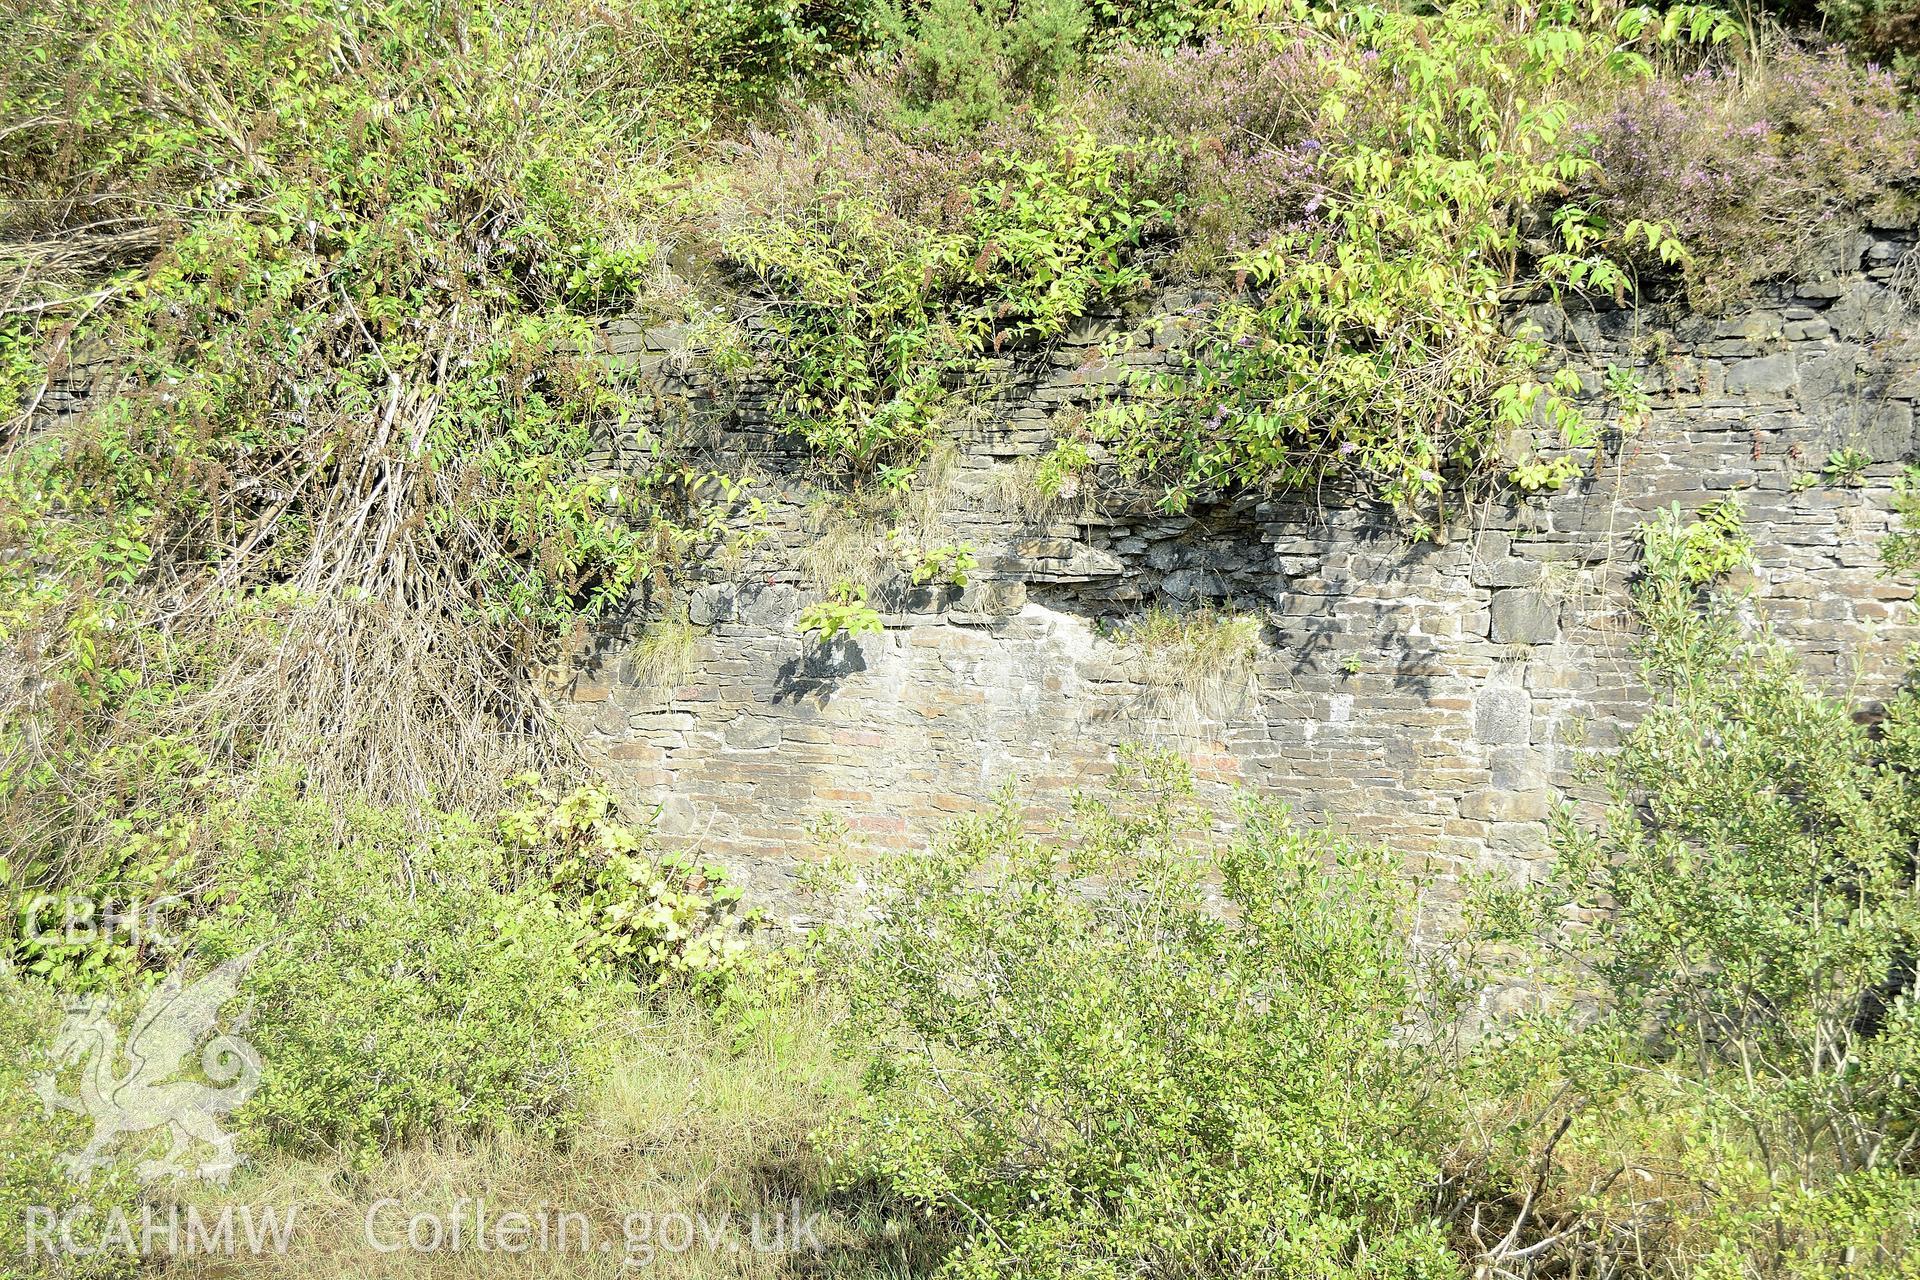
left=1490, top=590, right=1561, bottom=644
left=1475, top=687, right=1533, bottom=745
left=1726, top=354, right=1798, bottom=396
left=1162, top=568, right=1230, bottom=600
left=723, top=716, right=783, bottom=750
left=1460, top=789, right=1553, bottom=822
left=688, top=583, right=737, bottom=626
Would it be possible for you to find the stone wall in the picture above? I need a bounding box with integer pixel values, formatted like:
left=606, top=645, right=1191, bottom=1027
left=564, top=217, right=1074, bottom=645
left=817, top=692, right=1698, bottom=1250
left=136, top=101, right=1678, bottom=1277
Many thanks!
left=560, top=226, right=1916, bottom=927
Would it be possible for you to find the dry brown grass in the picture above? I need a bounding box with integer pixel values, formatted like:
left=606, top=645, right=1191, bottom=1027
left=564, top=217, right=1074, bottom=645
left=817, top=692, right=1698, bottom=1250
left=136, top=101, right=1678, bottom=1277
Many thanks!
left=0, top=587, right=576, bottom=892
left=799, top=441, right=969, bottom=596
left=982, top=451, right=1099, bottom=528
left=625, top=613, right=700, bottom=693
left=149, top=996, right=931, bottom=1280
left=1107, top=603, right=1263, bottom=726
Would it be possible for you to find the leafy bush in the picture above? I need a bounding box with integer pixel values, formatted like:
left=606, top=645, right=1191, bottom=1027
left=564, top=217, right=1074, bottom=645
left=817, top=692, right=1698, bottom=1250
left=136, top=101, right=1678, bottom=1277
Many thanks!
left=1539, top=658, right=1920, bottom=1268
left=909, top=542, right=977, bottom=587
left=1073, top=37, right=1341, bottom=268
left=722, top=126, right=1167, bottom=479
left=867, top=0, right=1250, bottom=139
left=0, top=965, right=140, bottom=1280
left=1638, top=495, right=1754, bottom=587
left=797, top=581, right=886, bottom=642
left=659, top=0, right=884, bottom=120
left=498, top=777, right=758, bottom=997
left=3, top=765, right=756, bottom=1168
left=9, top=805, right=198, bottom=992
left=0, top=0, right=758, bottom=861
left=185, top=778, right=621, bottom=1160
left=1878, top=463, right=1920, bottom=576
left=1085, top=2, right=1715, bottom=522
left=1470, top=518, right=1920, bottom=1279
left=882, top=0, right=1091, bottom=138
left=825, top=749, right=1474, bottom=1279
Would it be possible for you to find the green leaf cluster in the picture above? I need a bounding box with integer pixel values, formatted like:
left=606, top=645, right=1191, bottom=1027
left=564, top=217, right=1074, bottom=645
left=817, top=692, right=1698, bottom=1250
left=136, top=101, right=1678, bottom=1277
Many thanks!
left=825, top=747, right=1472, bottom=1278
left=725, top=128, right=1169, bottom=478
left=1093, top=2, right=1716, bottom=520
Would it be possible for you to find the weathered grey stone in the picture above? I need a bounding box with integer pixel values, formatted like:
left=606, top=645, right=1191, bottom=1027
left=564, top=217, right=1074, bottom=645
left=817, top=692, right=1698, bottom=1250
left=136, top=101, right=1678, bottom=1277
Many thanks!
left=1474, top=687, right=1533, bottom=745
left=1459, top=789, right=1553, bottom=822
left=688, top=583, right=736, bottom=626
left=1799, top=349, right=1860, bottom=405
left=1488, top=747, right=1549, bottom=792
left=1716, top=314, right=1780, bottom=341
left=735, top=583, right=805, bottom=628
left=1020, top=547, right=1124, bottom=581
left=1859, top=402, right=1915, bottom=462
left=1490, top=590, right=1560, bottom=644
left=723, top=716, right=783, bottom=750
left=1827, top=282, right=1891, bottom=341
left=1725, top=354, right=1798, bottom=396
left=1472, top=557, right=1545, bottom=589
left=1144, top=541, right=1183, bottom=571
left=953, top=581, right=1028, bottom=619
left=1515, top=303, right=1566, bottom=343
left=1161, top=568, right=1229, bottom=600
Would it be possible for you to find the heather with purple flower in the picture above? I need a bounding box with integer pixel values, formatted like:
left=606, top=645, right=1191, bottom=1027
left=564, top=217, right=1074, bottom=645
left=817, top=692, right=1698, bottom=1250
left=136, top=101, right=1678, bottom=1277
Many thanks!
left=1576, top=44, right=1918, bottom=310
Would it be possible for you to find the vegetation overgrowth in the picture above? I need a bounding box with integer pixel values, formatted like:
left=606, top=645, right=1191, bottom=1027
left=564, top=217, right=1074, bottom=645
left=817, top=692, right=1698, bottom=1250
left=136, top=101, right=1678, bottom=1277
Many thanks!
left=2, top=0, right=1918, bottom=1277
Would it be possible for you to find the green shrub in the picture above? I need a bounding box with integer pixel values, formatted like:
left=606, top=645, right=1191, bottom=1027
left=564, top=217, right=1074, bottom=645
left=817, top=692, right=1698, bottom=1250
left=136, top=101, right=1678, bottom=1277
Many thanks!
left=497, top=777, right=758, bottom=998
left=797, top=581, right=886, bottom=641
left=723, top=126, right=1167, bottom=479
left=1638, top=495, right=1753, bottom=588
left=8, top=794, right=199, bottom=993
left=824, top=749, right=1473, bottom=1279
left=909, top=542, right=977, bottom=587
left=1477, top=527, right=1920, bottom=1278
left=1878, top=464, right=1920, bottom=577
left=186, top=779, right=621, bottom=1161
left=883, top=0, right=1090, bottom=137
left=1087, top=2, right=1717, bottom=523
left=5, top=771, right=755, bottom=1168
left=870, top=0, right=1246, bottom=140
left=723, top=184, right=969, bottom=476
left=0, top=966, right=140, bottom=1280
left=657, top=0, right=883, bottom=119
left=0, top=0, right=760, bottom=850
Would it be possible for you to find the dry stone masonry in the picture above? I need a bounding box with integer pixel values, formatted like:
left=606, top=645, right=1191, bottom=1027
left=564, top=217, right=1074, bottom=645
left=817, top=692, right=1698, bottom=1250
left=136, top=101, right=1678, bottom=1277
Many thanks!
left=564, top=229, right=1914, bottom=925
